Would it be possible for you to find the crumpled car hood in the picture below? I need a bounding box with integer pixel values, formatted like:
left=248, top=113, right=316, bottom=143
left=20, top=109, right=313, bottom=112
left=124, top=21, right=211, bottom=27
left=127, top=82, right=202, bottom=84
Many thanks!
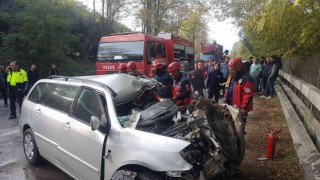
left=78, top=74, right=158, bottom=104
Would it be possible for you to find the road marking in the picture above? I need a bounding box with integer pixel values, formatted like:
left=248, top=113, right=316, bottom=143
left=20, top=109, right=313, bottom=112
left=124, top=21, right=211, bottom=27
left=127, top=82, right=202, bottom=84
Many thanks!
left=0, top=127, right=20, bottom=137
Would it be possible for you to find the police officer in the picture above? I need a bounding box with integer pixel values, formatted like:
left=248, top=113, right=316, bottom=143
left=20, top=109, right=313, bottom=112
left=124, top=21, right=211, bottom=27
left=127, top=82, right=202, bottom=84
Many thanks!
left=167, top=62, right=192, bottom=106
left=7, top=61, right=28, bottom=119
left=152, top=59, right=173, bottom=98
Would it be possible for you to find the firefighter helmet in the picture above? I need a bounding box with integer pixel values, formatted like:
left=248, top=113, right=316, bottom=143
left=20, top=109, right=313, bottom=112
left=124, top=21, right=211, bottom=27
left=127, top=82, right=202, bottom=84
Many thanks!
left=118, top=63, right=127, bottom=72
left=228, top=57, right=243, bottom=71
left=152, top=59, right=165, bottom=70
left=126, top=61, right=137, bottom=71
left=167, top=62, right=181, bottom=73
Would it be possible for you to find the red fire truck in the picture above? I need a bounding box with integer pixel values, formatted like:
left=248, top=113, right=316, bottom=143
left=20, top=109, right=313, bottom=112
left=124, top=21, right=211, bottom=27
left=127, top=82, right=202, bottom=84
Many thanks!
left=96, top=32, right=194, bottom=77
left=197, top=41, right=224, bottom=68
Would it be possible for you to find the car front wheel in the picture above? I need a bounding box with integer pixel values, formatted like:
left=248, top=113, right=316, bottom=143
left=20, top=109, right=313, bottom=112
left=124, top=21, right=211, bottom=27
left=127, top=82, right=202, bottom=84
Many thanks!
left=23, top=129, right=41, bottom=165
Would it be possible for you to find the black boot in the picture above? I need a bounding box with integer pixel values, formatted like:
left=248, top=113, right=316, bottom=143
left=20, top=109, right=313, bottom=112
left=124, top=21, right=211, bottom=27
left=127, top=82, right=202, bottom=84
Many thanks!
left=8, top=114, right=17, bottom=119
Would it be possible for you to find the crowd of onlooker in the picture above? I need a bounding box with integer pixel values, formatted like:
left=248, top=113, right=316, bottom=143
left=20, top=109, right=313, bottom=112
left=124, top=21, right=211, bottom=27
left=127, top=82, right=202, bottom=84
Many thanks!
left=190, top=55, right=282, bottom=101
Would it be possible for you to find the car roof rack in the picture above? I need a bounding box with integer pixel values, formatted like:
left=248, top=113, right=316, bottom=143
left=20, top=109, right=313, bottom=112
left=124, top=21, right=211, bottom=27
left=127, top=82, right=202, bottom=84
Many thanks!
left=49, top=75, right=117, bottom=97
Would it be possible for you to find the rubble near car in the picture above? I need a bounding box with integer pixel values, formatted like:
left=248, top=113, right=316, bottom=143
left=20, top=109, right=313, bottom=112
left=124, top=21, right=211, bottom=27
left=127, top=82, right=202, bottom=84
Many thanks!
left=114, top=75, right=246, bottom=179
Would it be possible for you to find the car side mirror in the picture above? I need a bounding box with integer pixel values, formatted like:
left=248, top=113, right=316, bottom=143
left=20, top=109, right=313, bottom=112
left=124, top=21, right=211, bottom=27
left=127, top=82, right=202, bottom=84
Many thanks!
left=90, top=116, right=100, bottom=131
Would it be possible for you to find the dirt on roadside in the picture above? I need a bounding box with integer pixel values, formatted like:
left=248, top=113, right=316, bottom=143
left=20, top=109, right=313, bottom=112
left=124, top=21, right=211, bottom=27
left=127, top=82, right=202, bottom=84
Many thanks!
left=236, top=94, right=304, bottom=180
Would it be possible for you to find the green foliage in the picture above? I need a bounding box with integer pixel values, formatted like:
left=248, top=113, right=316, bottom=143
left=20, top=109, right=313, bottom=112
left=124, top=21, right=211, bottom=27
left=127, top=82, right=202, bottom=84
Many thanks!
left=0, top=0, right=131, bottom=77
left=213, top=0, right=320, bottom=57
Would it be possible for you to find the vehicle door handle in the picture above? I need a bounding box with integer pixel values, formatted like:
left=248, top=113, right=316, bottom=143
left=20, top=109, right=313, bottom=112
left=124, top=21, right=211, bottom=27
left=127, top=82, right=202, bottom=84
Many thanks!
left=35, top=109, right=41, bottom=114
left=64, top=122, right=70, bottom=129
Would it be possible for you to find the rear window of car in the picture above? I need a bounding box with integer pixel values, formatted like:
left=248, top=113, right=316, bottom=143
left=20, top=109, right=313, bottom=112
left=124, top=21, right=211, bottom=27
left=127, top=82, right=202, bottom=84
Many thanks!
left=28, top=83, right=53, bottom=103
left=41, top=85, right=79, bottom=114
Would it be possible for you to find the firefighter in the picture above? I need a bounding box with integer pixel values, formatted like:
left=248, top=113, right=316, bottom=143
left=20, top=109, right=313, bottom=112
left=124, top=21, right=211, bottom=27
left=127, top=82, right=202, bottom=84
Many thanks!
left=167, top=62, right=192, bottom=106
left=6, top=60, right=28, bottom=119
left=152, top=59, right=173, bottom=98
left=118, top=63, right=127, bottom=73
left=224, top=57, right=254, bottom=125
left=126, top=61, right=139, bottom=75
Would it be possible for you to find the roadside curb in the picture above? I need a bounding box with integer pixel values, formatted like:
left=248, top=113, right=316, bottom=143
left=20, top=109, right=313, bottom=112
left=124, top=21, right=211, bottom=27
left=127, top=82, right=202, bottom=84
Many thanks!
left=276, top=81, right=320, bottom=180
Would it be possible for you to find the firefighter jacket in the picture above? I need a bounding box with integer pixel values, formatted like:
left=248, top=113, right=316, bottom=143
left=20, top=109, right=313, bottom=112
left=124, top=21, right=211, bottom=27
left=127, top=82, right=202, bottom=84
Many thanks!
left=172, top=72, right=192, bottom=106
left=224, top=69, right=254, bottom=112
left=7, top=68, right=28, bottom=90
left=154, top=70, right=173, bottom=98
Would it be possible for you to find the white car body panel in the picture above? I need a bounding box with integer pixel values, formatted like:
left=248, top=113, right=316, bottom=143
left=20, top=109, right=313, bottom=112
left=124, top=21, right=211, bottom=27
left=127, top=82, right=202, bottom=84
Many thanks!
left=20, top=76, right=193, bottom=180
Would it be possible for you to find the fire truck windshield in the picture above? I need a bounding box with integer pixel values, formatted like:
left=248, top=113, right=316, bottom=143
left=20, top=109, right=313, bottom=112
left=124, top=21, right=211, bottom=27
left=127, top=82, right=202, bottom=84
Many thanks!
left=97, top=41, right=144, bottom=61
left=199, top=52, right=216, bottom=61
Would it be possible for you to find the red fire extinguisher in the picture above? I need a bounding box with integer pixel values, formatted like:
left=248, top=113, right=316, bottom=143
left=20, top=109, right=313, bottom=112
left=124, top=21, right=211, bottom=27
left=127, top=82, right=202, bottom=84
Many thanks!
left=266, top=128, right=280, bottom=159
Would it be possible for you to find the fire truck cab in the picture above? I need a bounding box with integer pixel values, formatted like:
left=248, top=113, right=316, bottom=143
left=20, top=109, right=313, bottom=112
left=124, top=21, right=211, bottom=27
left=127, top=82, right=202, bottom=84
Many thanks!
left=96, top=32, right=194, bottom=77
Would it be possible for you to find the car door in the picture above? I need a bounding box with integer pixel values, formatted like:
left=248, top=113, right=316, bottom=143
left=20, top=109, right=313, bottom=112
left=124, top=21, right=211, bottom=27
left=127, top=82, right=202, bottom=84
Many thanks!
left=57, top=87, right=107, bottom=180
left=33, top=84, right=79, bottom=164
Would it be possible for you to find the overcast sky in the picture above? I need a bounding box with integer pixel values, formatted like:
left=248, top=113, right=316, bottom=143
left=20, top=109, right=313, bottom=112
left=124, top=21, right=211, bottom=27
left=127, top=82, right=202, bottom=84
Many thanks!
left=78, top=0, right=239, bottom=51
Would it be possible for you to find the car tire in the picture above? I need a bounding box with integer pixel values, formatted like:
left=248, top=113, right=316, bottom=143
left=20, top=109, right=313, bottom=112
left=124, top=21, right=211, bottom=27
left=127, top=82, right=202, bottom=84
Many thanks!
left=23, top=129, right=41, bottom=165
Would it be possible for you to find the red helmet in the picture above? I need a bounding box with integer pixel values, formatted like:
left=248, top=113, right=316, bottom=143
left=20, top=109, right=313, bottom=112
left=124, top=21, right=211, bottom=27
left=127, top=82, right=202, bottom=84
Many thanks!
left=228, top=57, right=243, bottom=70
left=126, top=61, right=137, bottom=70
left=118, top=63, right=127, bottom=72
left=152, top=59, right=165, bottom=70
left=167, top=62, right=181, bottom=73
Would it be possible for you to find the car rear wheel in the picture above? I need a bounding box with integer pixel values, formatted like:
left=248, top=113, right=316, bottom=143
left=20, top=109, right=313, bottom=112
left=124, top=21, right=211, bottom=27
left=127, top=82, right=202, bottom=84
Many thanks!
left=23, top=129, right=41, bottom=165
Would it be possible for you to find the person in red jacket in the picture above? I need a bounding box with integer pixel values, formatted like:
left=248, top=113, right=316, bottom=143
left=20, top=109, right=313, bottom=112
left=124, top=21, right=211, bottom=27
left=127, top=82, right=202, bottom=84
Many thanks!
left=224, top=57, right=254, bottom=125
left=167, top=62, right=192, bottom=106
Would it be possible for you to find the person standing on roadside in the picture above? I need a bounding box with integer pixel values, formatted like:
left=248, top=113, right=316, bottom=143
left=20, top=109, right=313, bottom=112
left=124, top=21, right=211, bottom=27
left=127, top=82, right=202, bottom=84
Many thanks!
left=49, top=64, right=60, bottom=76
left=263, top=56, right=280, bottom=99
left=7, top=60, right=28, bottom=119
left=0, top=65, right=8, bottom=107
left=27, top=64, right=40, bottom=92
left=191, top=61, right=207, bottom=98
left=260, top=57, right=272, bottom=95
left=243, top=56, right=254, bottom=73
left=224, top=57, right=254, bottom=125
left=206, top=63, right=224, bottom=103
left=250, top=57, right=262, bottom=93
left=220, top=56, right=230, bottom=96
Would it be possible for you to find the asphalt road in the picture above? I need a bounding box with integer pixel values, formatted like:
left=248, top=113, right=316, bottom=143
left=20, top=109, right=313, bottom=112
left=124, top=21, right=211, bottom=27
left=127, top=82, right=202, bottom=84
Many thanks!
left=0, top=102, right=72, bottom=180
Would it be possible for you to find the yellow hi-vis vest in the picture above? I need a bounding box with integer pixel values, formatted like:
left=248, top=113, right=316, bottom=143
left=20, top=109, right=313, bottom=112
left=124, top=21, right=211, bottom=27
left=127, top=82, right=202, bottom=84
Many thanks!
left=7, top=69, right=28, bottom=88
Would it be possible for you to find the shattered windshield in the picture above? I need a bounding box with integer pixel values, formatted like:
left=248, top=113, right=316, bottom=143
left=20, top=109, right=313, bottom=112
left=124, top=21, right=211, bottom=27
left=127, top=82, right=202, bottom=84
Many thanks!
left=97, top=41, right=144, bottom=61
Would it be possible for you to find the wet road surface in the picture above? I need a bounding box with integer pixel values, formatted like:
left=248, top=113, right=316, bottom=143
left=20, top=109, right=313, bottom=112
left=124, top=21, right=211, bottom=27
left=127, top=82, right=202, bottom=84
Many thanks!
left=0, top=103, right=72, bottom=180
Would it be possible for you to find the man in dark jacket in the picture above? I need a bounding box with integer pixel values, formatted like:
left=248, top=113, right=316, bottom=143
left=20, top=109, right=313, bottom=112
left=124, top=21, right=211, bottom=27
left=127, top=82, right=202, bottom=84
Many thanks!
left=260, top=57, right=272, bottom=94
left=49, top=64, right=60, bottom=76
left=242, top=56, right=253, bottom=73
left=0, top=65, right=8, bottom=106
left=263, top=56, right=280, bottom=99
left=191, top=61, right=207, bottom=97
left=152, top=59, right=173, bottom=98
left=27, top=64, right=40, bottom=92
left=206, top=63, right=224, bottom=103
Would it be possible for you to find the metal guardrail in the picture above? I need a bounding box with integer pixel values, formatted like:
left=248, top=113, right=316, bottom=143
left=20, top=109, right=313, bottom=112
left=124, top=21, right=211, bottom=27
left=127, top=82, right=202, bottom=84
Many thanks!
left=277, top=71, right=320, bottom=180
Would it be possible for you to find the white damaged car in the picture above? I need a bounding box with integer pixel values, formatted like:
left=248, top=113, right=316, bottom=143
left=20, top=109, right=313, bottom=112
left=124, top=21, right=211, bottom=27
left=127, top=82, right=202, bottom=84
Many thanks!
left=20, top=74, right=245, bottom=180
